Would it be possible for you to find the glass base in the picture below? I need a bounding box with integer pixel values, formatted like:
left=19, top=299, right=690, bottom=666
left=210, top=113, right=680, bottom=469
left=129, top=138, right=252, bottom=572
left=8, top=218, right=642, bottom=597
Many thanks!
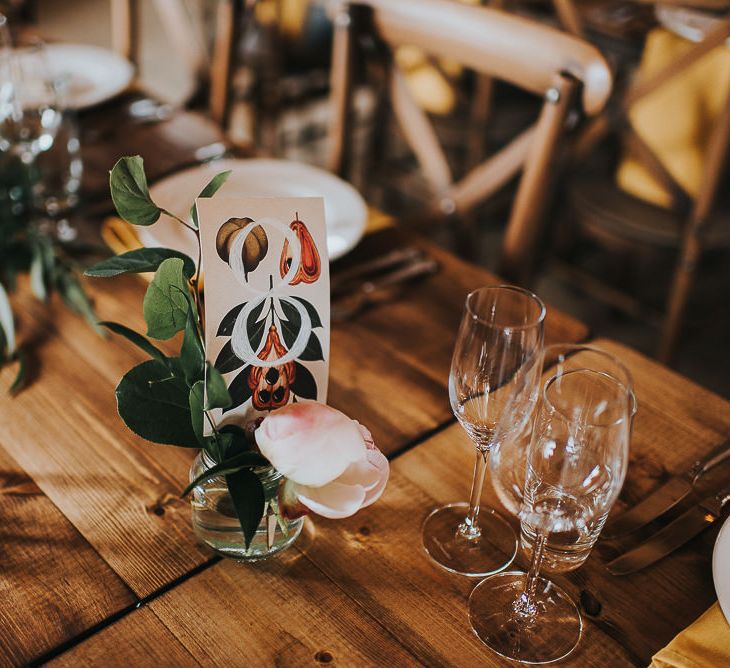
left=422, top=502, right=517, bottom=577
left=469, top=571, right=582, bottom=664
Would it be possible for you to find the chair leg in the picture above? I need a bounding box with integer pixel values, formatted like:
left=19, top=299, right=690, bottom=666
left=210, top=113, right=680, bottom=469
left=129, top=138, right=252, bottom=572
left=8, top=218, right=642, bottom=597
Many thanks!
left=658, top=233, right=701, bottom=363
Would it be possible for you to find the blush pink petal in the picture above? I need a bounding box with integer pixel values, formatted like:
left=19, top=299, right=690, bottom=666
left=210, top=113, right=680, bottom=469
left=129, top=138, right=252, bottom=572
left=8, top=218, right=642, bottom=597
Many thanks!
left=362, top=447, right=389, bottom=507
left=258, top=402, right=366, bottom=487
left=295, top=481, right=367, bottom=519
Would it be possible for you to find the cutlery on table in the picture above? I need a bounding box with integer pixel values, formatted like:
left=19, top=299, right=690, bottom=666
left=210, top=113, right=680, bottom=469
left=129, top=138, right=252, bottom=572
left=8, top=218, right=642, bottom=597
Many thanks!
left=331, top=247, right=423, bottom=295
left=603, top=438, right=730, bottom=539
left=332, top=257, right=438, bottom=321
left=606, top=484, right=730, bottom=575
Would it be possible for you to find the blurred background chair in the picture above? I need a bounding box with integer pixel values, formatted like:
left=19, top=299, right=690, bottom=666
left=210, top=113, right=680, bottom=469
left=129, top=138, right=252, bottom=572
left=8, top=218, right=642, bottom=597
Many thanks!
left=327, top=0, right=612, bottom=284
left=554, top=3, right=730, bottom=362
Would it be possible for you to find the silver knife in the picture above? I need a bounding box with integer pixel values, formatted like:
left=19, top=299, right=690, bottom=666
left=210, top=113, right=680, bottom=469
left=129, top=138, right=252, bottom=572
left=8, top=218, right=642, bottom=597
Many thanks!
left=603, top=438, right=730, bottom=539
left=606, top=485, right=730, bottom=575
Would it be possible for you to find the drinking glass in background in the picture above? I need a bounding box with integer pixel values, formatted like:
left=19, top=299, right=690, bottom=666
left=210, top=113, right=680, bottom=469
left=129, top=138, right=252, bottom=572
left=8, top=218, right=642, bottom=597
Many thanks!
left=31, top=75, right=82, bottom=238
left=0, top=15, right=81, bottom=238
left=422, top=285, right=545, bottom=577
left=0, top=22, right=60, bottom=162
left=489, top=344, right=637, bottom=572
left=470, top=366, right=634, bottom=663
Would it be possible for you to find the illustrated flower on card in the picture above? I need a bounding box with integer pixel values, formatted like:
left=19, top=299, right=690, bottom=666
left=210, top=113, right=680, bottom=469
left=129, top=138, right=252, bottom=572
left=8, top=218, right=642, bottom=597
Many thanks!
left=248, top=324, right=296, bottom=410
left=256, top=401, right=389, bottom=519
left=280, top=215, right=321, bottom=285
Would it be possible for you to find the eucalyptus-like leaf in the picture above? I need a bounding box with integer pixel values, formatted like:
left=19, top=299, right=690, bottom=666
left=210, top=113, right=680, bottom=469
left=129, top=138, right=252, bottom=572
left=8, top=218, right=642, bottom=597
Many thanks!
left=100, top=321, right=166, bottom=363
left=181, top=450, right=268, bottom=497
left=190, top=170, right=232, bottom=229
left=143, top=258, right=192, bottom=339
left=189, top=380, right=205, bottom=446
left=85, top=248, right=195, bottom=279
left=29, top=245, right=46, bottom=301
left=9, top=349, right=26, bottom=395
left=0, top=282, right=15, bottom=355
left=226, top=468, right=266, bottom=549
left=56, top=269, right=102, bottom=334
left=180, top=310, right=205, bottom=384
left=205, top=362, right=232, bottom=410
left=116, top=359, right=199, bottom=447
left=109, top=156, right=161, bottom=226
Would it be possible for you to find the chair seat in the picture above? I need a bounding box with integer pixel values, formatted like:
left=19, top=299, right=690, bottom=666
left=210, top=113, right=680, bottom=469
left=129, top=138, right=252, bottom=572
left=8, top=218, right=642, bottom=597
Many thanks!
left=569, top=175, right=730, bottom=250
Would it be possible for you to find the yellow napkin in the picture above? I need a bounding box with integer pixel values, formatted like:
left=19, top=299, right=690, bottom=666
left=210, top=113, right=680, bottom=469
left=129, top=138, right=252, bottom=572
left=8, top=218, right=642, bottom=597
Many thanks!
left=617, top=27, right=730, bottom=209
left=650, top=603, right=730, bottom=668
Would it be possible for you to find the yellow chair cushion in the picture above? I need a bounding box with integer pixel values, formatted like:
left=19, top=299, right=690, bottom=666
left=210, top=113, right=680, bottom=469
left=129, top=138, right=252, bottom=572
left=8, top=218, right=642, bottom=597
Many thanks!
left=617, top=27, right=730, bottom=209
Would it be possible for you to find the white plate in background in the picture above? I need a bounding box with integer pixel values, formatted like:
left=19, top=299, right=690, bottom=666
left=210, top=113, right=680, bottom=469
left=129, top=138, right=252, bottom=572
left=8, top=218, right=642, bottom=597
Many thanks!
left=143, top=158, right=367, bottom=262
left=44, top=44, right=134, bottom=109
left=713, top=514, right=730, bottom=624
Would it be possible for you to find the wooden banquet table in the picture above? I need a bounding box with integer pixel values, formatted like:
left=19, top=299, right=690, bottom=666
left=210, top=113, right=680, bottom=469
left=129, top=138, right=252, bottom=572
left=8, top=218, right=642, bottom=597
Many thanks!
left=1, top=102, right=728, bottom=668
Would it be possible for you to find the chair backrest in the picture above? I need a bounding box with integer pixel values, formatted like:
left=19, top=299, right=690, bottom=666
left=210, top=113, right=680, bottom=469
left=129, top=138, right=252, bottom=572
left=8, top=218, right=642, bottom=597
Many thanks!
left=327, top=0, right=612, bottom=283
left=110, top=0, right=241, bottom=127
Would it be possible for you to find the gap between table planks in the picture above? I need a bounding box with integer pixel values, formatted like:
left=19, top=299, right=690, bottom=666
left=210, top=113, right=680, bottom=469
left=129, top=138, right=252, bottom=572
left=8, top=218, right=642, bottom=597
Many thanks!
left=38, top=338, right=730, bottom=667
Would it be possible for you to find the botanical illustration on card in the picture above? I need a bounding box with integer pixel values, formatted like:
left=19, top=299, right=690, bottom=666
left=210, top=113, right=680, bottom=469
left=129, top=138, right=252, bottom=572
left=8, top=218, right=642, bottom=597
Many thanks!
left=197, top=197, right=330, bottom=428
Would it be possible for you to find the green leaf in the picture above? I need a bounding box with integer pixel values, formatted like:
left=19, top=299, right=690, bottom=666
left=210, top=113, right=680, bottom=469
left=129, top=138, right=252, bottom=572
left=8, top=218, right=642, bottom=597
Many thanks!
left=190, top=170, right=232, bottom=229
left=116, top=359, right=199, bottom=447
left=225, top=467, right=266, bottom=549
left=0, top=282, right=15, bottom=355
left=279, top=299, right=300, bottom=349
left=299, top=331, right=324, bottom=361
left=224, top=367, right=253, bottom=413
left=205, top=362, right=232, bottom=410
left=109, top=156, right=161, bottom=226
left=181, top=450, right=268, bottom=497
left=85, top=248, right=195, bottom=279
left=29, top=244, right=47, bottom=301
left=292, top=361, right=317, bottom=399
left=100, top=321, right=166, bottom=363
left=143, top=258, right=192, bottom=340
left=180, top=309, right=205, bottom=384
left=214, top=340, right=244, bottom=374
left=56, top=270, right=101, bottom=334
left=218, top=424, right=249, bottom=458
left=292, top=296, right=322, bottom=328
left=189, top=380, right=205, bottom=446
left=217, top=303, right=244, bottom=336
left=9, top=349, right=27, bottom=395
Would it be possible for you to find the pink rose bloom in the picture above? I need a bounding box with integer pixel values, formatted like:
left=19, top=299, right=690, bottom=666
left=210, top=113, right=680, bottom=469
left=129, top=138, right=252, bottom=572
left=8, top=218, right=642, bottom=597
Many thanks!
left=256, top=401, right=389, bottom=519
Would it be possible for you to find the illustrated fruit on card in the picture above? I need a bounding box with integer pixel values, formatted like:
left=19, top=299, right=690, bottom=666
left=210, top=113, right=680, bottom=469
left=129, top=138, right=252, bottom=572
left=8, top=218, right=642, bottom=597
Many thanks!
left=279, top=215, right=321, bottom=285
left=216, top=217, right=268, bottom=278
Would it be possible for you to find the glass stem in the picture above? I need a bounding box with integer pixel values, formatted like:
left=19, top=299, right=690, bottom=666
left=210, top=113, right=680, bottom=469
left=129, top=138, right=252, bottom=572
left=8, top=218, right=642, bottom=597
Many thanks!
left=460, top=449, right=488, bottom=539
left=513, top=531, right=547, bottom=621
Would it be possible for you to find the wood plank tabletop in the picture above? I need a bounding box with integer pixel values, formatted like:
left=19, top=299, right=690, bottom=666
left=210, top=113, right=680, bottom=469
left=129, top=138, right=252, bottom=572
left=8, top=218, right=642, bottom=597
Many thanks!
left=2, top=95, right=725, bottom=667
left=0, top=221, right=586, bottom=666
left=35, top=338, right=729, bottom=667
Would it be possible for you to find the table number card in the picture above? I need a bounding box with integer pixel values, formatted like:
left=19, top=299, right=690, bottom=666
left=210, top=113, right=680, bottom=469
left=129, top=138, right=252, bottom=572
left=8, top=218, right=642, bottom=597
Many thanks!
left=196, top=197, right=330, bottom=430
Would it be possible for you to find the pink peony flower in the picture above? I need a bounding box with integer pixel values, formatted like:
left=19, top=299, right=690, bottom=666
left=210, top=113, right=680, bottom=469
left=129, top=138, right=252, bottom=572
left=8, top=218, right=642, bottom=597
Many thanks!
left=256, top=402, right=389, bottom=519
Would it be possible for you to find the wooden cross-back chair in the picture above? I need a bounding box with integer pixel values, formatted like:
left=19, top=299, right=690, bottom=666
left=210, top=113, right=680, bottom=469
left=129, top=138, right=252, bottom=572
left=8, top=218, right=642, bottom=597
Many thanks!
left=327, top=0, right=612, bottom=284
left=110, top=0, right=245, bottom=128
left=564, top=9, right=730, bottom=363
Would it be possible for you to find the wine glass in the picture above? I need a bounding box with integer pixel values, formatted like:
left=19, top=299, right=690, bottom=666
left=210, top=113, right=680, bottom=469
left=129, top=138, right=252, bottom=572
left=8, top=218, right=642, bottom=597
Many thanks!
left=0, top=22, right=60, bottom=163
left=422, top=285, right=546, bottom=577
left=469, top=366, right=634, bottom=663
left=489, top=344, right=636, bottom=562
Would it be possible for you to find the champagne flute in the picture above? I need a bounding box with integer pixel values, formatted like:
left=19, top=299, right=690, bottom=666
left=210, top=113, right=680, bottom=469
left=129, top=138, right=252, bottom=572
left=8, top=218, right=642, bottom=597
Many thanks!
left=422, top=285, right=546, bottom=577
left=469, top=367, right=634, bottom=663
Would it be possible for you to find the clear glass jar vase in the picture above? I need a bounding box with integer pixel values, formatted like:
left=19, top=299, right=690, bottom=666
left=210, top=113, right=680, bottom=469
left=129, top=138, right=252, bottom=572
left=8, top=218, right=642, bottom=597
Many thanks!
left=189, top=451, right=304, bottom=561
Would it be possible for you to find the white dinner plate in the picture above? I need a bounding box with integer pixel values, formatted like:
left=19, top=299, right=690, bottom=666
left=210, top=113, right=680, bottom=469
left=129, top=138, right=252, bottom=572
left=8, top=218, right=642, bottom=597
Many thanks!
left=44, top=44, right=134, bottom=109
left=713, top=514, right=730, bottom=624
left=143, top=159, right=368, bottom=262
